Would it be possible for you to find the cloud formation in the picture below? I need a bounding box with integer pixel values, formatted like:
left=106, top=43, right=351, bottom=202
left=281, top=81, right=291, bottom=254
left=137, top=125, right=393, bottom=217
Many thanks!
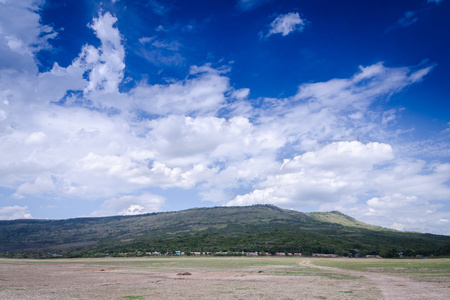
left=226, top=141, right=394, bottom=207
left=264, top=12, right=306, bottom=38
left=0, top=3, right=448, bottom=234
left=90, top=193, right=165, bottom=217
left=0, top=205, right=32, bottom=220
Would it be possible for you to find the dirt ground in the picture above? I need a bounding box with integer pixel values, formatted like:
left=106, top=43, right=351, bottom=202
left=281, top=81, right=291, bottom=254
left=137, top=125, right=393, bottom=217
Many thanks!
left=0, top=257, right=448, bottom=299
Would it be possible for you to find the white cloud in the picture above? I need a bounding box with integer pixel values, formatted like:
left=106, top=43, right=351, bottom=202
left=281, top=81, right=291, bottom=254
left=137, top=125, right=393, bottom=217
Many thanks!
left=139, top=37, right=154, bottom=44
left=0, top=0, right=57, bottom=75
left=24, top=132, right=46, bottom=145
left=367, top=194, right=418, bottom=210
left=90, top=193, right=165, bottom=217
left=82, top=12, right=125, bottom=95
left=131, top=64, right=229, bottom=116
left=226, top=188, right=290, bottom=207
left=282, top=141, right=394, bottom=171
left=0, top=0, right=56, bottom=58
left=249, top=62, right=432, bottom=155
left=0, top=205, right=32, bottom=220
left=265, top=12, right=306, bottom=38
left=231, top=88, right=250, bottom=100
left=13, top=176, right=56, bottom=199
left=227, top=141, right=394, bottom=207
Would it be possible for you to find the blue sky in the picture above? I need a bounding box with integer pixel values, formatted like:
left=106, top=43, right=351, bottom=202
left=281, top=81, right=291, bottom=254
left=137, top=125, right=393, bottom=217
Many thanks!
left=0, top=0, right=449, bottom=234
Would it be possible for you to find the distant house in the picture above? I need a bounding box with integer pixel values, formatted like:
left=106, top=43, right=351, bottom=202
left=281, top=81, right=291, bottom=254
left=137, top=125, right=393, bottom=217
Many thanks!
left=246, top=252, right=258, bottom=256
left=192, top=252, right=201, bottom=256
left=294, top=253, right=302, bottom=257
left=275, top=252, right=286, bottom=256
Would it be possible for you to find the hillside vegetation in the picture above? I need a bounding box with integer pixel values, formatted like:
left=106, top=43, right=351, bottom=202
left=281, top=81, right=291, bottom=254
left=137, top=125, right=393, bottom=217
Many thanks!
left=1, top=205, right=449, bottom=258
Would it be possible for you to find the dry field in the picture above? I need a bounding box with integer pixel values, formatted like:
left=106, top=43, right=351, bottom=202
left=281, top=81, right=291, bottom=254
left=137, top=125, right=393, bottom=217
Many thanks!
left=0, top=256, right=449, bottom=299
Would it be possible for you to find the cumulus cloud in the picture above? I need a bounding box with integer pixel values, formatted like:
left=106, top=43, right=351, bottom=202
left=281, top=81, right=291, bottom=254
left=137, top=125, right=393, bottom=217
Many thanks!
left=264, top=12, right=306, bottom=38
left=0, top=0, right=57, bottom=69
left=0, top=205, right=32, bottom=220
left=226, top=141, right=395, bottom=207
left=90, top=193, right=165, bottom=217
left=367, top=194, right=419, bottom=210
left=82, top=12, right=125, bottom=95
left=131, top=64, right=229, bottom=116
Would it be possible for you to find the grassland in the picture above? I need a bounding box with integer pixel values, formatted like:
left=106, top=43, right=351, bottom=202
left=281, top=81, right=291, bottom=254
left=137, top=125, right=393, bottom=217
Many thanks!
left=0, top=256, right=449, bottom=299
left=312, top=257, right=450, bottom=274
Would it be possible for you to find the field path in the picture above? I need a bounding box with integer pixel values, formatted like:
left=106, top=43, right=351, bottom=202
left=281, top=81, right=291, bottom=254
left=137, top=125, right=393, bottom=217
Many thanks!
left=300, top=259, right=449, bottom=300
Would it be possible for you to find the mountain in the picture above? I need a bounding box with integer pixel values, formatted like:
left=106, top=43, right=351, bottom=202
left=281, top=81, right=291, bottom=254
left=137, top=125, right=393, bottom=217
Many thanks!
left=1, top=205, right=449, bottom=258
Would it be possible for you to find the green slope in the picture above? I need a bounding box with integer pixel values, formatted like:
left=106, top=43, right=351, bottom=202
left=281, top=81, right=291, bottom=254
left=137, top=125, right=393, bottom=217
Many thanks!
left=1, top=205, right=449, bottom=258
left=308, top=211, right=390, bottom=230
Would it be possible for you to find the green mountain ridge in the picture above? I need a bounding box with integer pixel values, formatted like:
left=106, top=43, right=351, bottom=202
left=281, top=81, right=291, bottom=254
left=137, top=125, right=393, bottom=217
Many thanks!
left=1, top=205, right=449, bottom=258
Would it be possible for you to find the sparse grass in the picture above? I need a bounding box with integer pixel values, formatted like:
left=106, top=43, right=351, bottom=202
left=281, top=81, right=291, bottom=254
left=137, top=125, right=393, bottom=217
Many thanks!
left=264, top=268, right=358, bottom=279
left=89, top=256, right=301, bottom=272
left=311, top=257, right=450, bottom=274
left=217, top=290, right=234, bottom=294
left=121, top=296, right=144, bottom=299
left=310, top=257, right=450, bottom=285
left=235, top=287, right=255, bottom=290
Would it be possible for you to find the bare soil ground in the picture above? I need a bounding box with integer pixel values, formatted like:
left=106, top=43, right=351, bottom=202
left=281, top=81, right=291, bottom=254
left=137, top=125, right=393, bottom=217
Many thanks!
left=0, top=257, right=448, bottom=299
left=299, top=259, right=450, bottom=300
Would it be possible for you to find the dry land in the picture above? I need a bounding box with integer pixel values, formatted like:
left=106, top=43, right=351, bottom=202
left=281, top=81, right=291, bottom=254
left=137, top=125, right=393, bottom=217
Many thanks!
left=0, top=256, right=449, bottom=299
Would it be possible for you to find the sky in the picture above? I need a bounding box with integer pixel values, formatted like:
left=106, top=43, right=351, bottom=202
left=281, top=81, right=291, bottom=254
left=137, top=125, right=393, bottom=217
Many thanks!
left=0, top=0, right=449, bottom=235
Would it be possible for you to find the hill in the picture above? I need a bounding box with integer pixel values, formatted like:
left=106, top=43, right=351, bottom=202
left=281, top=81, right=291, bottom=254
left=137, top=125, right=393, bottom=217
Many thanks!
left=1, top=205, right=449, bottom=258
